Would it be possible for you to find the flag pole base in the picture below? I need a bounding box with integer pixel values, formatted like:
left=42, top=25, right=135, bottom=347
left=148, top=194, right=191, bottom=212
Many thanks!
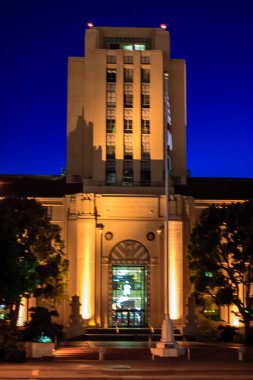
left=150, top=314, right=185, bottom=358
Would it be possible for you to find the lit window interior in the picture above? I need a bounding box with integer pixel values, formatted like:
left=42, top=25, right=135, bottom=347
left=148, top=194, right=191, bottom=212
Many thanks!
left=122, top=44, right=146, bottom=51
left=112, top=266, right=147, bottom=327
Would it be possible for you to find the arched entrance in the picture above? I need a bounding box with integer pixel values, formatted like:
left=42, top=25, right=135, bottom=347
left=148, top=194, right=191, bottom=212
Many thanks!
left=108, top=240, right=150, bottom=327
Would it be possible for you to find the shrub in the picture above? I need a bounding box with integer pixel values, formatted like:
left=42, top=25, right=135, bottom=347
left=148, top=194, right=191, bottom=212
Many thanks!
left=217, top=325, right=237, bottom=342
left=22, top=307, right=63, bottom=344
left=245, top=326, right=253, bottom=345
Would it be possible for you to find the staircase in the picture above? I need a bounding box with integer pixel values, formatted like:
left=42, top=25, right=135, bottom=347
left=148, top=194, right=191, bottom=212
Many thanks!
left=55, top=328, right=184, bottom=360
left=68, top=327, right=183, bottom=342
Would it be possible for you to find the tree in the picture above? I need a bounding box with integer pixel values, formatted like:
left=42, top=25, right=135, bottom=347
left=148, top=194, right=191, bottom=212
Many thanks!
left=188, top=201, right=253, bottom=340
left=0, top=196, right=68, bottom=327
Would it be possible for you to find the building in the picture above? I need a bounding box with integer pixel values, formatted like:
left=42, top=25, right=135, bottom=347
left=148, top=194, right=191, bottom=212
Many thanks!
left=65, top=25, right=188, bottom=329
left=1, top=25, right=253, bottom=333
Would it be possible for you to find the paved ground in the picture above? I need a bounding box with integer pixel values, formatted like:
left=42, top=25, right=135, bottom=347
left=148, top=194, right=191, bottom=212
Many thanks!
left=1, top=341, right=253, bottom=379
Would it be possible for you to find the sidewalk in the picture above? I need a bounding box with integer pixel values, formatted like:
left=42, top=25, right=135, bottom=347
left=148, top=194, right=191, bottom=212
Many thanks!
left=55, top=340, right=253, bottom=361
left=1, top=342, right=253, bottom=379
left=1, top=358, right=253, bottom=379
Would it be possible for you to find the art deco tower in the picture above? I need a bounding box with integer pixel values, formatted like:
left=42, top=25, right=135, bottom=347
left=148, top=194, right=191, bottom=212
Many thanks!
left=65, top=25, right=187, bottom=329
left=66, top=25, right=186, bottom=192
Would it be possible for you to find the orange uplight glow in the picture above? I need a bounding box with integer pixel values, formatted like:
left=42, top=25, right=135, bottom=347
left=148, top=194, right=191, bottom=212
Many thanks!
left=168, top=221, right=183, bottom=320
left=81, top=239, right=91, bottom=320
left=230, top=304, right=242, bottom=327
left=87, top=22, right=94, bottom=28
left=169, top=260, right=178, bottom=319
left=160, top=24, right=167, bottom=30
left=17, top=298, right=26, bottom=326
left=231, top=316, right=240, bottom=327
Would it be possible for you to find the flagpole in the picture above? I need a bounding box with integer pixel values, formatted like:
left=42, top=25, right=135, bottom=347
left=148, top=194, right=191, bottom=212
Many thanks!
left=150, top=72, right=184, bottom=358
left=160, top=71, right=175, bottom=345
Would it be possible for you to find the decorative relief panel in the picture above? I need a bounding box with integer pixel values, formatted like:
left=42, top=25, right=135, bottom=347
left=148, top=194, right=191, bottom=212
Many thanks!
left=110, top=240, right=149, bottom=261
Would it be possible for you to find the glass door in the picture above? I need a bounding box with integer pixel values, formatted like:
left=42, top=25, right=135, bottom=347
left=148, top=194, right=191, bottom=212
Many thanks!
left=111, top=265, right=147, bottom=327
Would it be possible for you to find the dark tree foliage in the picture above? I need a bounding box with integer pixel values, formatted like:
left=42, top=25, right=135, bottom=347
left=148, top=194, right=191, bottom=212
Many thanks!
left=22, top=307, right=63, bottom=343
left=188, top=201, right=253, bottom=339
left=0, top=196, right=68, bottom=327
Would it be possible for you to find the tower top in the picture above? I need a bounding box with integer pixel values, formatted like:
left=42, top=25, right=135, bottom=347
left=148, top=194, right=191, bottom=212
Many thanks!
left=85, top=25, right=170, bottom=55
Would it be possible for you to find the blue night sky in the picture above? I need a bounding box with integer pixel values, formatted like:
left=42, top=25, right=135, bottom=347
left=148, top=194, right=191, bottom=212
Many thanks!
left=0, top=0, right=252, bottom=178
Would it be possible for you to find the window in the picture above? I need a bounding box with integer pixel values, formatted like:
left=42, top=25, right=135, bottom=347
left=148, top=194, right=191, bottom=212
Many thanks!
left=124, top=56, right=133, bottom=64
left=203, top=295, right=220, bottom=321
left=141, top=160, right=150, bottom=170
left=112, top=265, right=147, bottom=326
left=107, top=83, right=116, bottom=108
left=140, top=160, right=151, bottom=186
left=124, top=119, right=133, bottom=133
left=107, top=108, right=116, bottom=119
left=124, top=109, right=133, bottom=120
left=141, top=69, right=150, bottom=83
left=106, top=134, right=115, bottom=159
left=124, top=135, right=133, bottom=159
left=106, top=160, right=115, bottom=171
left=107, top=69, right=117, bottom=82
left=71, top=174, right=81, bottom=183
left=104, top=37, right=152, bottom=50
left=142, top=84, right=150, bottom=94
left=107, top=90, right=116, bottom=108
left=108, top=43, right=120, bottom=49
left=123, top=160, right=133, bottom=185
left=141, top=56, right=150, bottom=64
left=0, top=304, right=5, bottom=320
left=141, top=135, right=150, bottom=159
left=141, top=94, right=150, bottom=108
left=141, top=119, right=150, bottom=134
left=106, top=172, right=116, bottom=185
left=124, top=83, right=133, bottom=94
left=107, top=83, right=116, bottom=91
left=122, top=44, right=146, bottom=51
left=107, top=134, right=115, bottom=144
left=106, top=146, right=115, bottom=159
left=124, top=94, right=133, bottom=108
left=123, top=44, right=133, bottom=51
left=134, top=44, right=145, bottom=51
left=106, top=160, right=116, bottom=185
left=106, top=119, right=116, bottom=133
left=107, top=55, right=116, bottom=64
left=124, top=69, right=133, bottom=83
left=142, top=109, right=150, bottom=119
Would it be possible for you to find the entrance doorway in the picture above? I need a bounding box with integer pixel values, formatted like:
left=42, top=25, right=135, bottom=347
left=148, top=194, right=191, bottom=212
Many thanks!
left=111, top=265, right=147, bottom=327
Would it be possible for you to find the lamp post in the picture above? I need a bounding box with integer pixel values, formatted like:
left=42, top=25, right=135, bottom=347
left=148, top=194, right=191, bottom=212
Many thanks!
left=150, top=72, right=184, bottom=358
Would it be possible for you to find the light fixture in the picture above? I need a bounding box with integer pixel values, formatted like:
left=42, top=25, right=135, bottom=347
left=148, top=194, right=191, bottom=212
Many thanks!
left=87, top=22, right=94, bottom=28
left=160, top=24, right=167, bottom=30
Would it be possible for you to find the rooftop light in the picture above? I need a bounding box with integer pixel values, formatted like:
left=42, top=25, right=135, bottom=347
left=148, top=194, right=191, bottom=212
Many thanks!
left=160, top=24, right=167, bottom=30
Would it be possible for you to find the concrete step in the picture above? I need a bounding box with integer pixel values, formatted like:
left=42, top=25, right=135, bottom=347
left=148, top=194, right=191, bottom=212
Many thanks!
left=54, top=347, right=99, bottom=360
left=68, top=327, right=184, bottom=342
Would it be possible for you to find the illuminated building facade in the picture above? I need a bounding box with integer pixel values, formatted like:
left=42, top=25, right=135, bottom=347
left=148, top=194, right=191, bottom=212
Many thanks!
left=1, top=25, right=253, bottom=332
left=65, top=25, right=187, bottom=329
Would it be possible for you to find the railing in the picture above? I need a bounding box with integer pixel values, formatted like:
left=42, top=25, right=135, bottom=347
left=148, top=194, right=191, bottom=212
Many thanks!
left=112, top=309, right=146, bottom=327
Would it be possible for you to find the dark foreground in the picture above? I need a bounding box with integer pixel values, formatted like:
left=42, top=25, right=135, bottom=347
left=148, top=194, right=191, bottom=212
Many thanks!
left=1, top=341, right=253, bottom=379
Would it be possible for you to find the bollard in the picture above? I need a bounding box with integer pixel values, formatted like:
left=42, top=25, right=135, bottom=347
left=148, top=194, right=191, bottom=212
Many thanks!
left=99, top=347, right=105, bottom=361
left=238, top=347, right=245, bottom=361
left=187, top=348, right=191, bottom=360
